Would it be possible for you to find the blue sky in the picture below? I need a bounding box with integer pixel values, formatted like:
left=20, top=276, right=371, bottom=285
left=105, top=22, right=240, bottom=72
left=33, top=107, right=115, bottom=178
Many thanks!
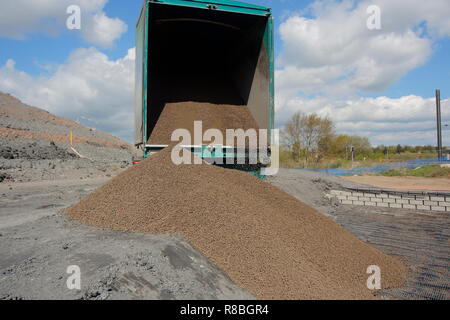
left=382, top=38, right=450, bottom=98
left=0, top=0, right=304, bottom=75
left=0, top=0, right=449, bottom=145
left=1, top=0, right=448, bottom=98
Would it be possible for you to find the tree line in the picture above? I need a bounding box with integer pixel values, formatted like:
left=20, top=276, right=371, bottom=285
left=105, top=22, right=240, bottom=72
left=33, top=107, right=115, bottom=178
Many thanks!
left=281, top=111, right=439, bottom=168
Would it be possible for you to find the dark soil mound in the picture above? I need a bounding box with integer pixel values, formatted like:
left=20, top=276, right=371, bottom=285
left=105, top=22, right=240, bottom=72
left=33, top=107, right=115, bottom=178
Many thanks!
left=0, top=142, right=76, bottom=160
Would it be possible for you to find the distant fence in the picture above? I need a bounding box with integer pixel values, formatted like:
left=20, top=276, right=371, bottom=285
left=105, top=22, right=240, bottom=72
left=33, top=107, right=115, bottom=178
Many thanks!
left=304, top=157, right=450, bottom=176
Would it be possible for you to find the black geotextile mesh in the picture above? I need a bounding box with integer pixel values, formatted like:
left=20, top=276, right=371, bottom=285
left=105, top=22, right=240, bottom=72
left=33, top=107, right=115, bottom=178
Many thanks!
left=334, top=204, right=450, bottom=300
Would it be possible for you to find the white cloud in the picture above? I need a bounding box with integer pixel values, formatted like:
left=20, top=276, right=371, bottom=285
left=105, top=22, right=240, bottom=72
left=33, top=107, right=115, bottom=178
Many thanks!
left=1, top=0, right=449, bottom=147
left=374, top=0, right=450, bottom=38
left=0, top=47, right=135, bottom=142
left=81, top=12, right=127, bottom=49
left=277, top=95, right=450, bottom=146
left=277, top=0, right=436, bottom=96
left=0, top=0, right=127, bottom=48
left=276, top=0, right=450, bottom=145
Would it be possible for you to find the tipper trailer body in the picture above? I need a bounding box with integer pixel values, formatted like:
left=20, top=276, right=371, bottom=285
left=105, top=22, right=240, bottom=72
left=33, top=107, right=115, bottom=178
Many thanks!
left=134, top=0, right=274, bottom=171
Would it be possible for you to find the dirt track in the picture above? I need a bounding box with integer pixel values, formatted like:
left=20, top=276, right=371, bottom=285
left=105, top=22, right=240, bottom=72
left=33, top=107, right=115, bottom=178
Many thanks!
left=344, top=176, right=450, bottom=191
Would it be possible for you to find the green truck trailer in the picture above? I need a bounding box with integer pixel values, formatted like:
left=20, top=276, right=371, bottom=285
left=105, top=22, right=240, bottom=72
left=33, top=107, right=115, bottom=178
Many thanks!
left=134, top=0, right=274, bottom=172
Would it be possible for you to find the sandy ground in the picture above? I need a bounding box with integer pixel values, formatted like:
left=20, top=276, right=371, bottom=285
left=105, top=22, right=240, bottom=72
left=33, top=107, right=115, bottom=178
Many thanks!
left=343, top=175, right=450, bottom=191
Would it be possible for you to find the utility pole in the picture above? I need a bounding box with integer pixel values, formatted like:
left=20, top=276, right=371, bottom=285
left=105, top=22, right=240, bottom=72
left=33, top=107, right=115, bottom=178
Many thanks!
left=436, top=89, right=443, bottom=160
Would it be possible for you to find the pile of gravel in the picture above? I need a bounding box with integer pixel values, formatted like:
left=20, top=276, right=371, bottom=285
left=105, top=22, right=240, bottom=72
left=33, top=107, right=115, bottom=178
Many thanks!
left=148, top=102, right=260, bottom=145
left=67, top=147, right=407, bottom=300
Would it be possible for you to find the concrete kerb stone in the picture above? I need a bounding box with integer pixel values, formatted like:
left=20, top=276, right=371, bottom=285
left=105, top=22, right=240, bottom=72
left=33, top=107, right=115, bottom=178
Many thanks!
left=376, top=202, right=389, bottom=208
left=329, top=188, right=450, bottom=213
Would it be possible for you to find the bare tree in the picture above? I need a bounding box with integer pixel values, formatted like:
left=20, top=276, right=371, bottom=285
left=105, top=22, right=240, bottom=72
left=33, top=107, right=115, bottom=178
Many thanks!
left=281, top=112, right=302, bottom=161
left=282, top=112, right=334, bottom=165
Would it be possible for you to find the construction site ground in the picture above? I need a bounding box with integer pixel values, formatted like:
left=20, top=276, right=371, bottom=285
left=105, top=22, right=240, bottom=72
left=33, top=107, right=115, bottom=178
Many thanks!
left=0, top=169, right=448, bottom=300
left=0, top=93, right=448, bottom=300
left=0, top=177, right=253, bottom=300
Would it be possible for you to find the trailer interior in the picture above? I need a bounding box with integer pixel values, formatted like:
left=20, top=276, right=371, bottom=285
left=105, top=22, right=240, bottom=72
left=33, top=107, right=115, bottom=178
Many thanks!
left=145, top=2, right=271, bottom=144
